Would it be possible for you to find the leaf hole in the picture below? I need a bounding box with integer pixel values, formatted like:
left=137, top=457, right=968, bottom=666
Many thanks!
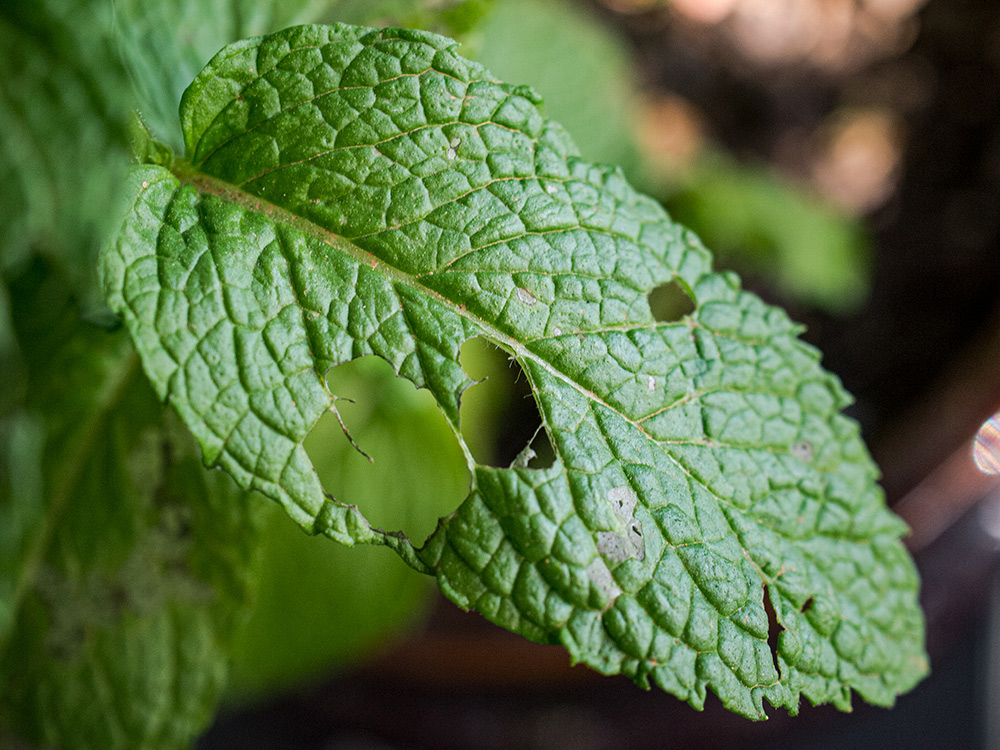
left=304, top=356, right=469, bottom=540
left=800, top=596, right=814, bottom=614
left=763, top=586, right=784, bottom=675
left=648, top=279, right=695, bottom=323
left=459, top=336, right=555, bottom=469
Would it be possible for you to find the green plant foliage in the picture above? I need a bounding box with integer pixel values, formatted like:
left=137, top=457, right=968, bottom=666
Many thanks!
left=0, top=260, right=266, bottom=749
left=114, top=0, right=453, bottom=151
left=2, top=3, right=491, bottom=746
left=0, top=1, right=132, bottom=310
left=103, top=24, right=927, bottom=719
left=325, top=0, right=494, bottom=37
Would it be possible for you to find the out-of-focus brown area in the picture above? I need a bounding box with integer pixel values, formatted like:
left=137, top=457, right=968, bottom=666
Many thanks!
left=201, top=1, right=1000, bottom=747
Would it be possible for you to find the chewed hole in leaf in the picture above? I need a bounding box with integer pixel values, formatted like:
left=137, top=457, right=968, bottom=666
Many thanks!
left=763, top=586, right=784, bottom=675
left=459, top=336, right=554, bottom=469
left=648, top=279, right=696, bottom=323
left=304, top=357, right=469, bottom=540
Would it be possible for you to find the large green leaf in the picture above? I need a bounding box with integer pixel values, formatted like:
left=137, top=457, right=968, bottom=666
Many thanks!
left=102, top=24, right=927, bottom=718
left=112, top=0, right=344, bottom=152
left=113, top=0, right=491, bottom=153
left=0, top=260, right=266, bottom=749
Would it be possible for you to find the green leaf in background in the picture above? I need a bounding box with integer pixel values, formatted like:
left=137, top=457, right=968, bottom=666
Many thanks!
left=326, top=0, right=494, bottom=37
left=0, top=1, right=131, bottom=310
left=0, top=282, right=23, bottom=417
left=103, top=24, right=927, bottom=718
left=228, top=357, right=467, bottom=695
left=0, top=260, right=266, bottom=749
left=660, top=154, right=872, bottom=314
left=475, top=0, right=637, bottom=172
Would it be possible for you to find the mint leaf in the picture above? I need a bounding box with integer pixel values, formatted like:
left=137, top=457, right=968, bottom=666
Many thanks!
left=111, top=0, right=490, bottom=154
left=0, top=260, right=265, bottom=749
left=103, top=24, right=927, bottom=718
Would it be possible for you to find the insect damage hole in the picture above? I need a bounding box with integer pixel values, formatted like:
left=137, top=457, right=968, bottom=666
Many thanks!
left=763, top=586, right=784, bottom=676
left=459, top=336, right=555, bottom=469
left=648, top=279, right=696, bottom=323
left=304, top=356, right=469, bottom=540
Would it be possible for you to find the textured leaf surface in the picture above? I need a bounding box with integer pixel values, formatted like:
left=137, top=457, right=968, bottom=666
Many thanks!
left=113, top=0, right=490, bottom=153
left=0, top=261, right=265, bottom=749
left=102, top=23, right=928, bottom=718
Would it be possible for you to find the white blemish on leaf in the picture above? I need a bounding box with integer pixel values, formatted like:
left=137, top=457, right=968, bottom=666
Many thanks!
left=546, top=183, right=557, bottom=195
left=791, top=441, right=813, bottom=462
left=587, top=558, right=622, bottom=607
left=510, top=444, right=536, bottom=469
left=515, top=287, right=538, bottom=306
left=597, top=486, right=644, bottom=562
left=647, top=375, right=656, bottom=391
left=607, top=486, right=637, bottom=519
left=446, top=147, right=457, bottom=160
left=597, top=527, right=645, bottom=563
left=450, top=136, right=461, bottom=148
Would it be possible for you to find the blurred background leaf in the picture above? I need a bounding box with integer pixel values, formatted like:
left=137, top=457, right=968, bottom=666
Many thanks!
left=653, top=151, right=871, bottom=313
left=475, top=0, right=638, bottom=173
left=0, top=258, right=267, bottom=749
left=0, top=0, right=131, bottom=313
left=323, top=0, right=494, bottom=37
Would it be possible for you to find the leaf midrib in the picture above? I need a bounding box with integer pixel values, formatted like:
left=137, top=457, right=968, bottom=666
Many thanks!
left=175, top=158, right=851, bottom=604
left=170, top=159, right=659, bottom=445
left=172, top=159, right=841, bottom=607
